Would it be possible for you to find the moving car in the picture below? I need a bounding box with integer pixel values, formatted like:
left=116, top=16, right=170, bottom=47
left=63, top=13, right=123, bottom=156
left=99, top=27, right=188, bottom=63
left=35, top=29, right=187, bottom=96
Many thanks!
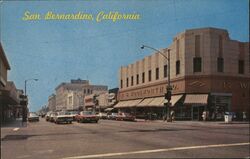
left=45, top=111, right=52, bottom=121
left=76, top=111, right=99, bottom=123
left=116, top=113, right=136, bottom=121
left=28, top=112, right=39, bottom=122
left=54, top=112, right=73, bottom=124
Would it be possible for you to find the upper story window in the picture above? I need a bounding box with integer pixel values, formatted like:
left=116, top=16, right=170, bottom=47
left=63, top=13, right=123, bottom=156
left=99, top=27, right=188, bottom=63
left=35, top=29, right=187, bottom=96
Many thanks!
left=155, top=67, right=159, bottom=80
left=238, top=60, right=244, bottom=74
left=142, top=72, right=145, bottom=83
left=193, top=57, right=202, bottom=72
left=148, top=70, right=152, bottom=82
left=176, top=60, right=180, bottom=75
left=131, top=76, right=134, bottom=86
left=164, top=65, right=167, bottom=78
left=126, top=78, right=129, bottom=87
left=136, top=74, right=139, bottom=85
left=217, top=57, right=224, bottom=73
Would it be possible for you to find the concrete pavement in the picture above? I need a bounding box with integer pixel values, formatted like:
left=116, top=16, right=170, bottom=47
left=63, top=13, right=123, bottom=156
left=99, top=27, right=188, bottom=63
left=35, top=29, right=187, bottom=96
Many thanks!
left=1, top=118, right=249, bottom=159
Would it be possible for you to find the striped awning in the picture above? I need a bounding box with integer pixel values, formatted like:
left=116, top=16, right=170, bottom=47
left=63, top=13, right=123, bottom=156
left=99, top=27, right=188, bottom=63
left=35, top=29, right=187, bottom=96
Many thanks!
left=137, top=98, right=154, bottom=107
left=148, top=97, right=165, bottom=107
left=163, top=94, right=183, bottom=107
left=114, top=99, right=142, bottom=108
left=184, top=94, right=208, bottom=105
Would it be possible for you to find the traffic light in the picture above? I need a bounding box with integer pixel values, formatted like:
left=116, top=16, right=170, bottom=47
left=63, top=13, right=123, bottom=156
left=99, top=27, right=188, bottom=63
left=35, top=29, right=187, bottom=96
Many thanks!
left=165, top=90, right=171, bottom=101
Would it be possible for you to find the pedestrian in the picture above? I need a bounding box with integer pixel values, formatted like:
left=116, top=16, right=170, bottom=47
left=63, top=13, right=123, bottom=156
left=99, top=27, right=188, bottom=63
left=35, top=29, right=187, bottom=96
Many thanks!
left=170, top=110, right=175, bottom=121
left=243, top=112, right=247, bottom=121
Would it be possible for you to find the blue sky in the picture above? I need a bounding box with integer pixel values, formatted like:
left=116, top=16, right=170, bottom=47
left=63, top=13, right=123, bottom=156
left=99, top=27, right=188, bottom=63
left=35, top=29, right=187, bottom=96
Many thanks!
left=1, top=0, right=249, bottom=112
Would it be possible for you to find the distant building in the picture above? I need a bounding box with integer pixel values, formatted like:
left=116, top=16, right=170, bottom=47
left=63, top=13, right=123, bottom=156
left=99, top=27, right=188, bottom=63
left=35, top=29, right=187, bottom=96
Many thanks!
left=55, top=79, right=108, bottom=111
left=116, top=27, right=249, bottom=121
left=48, top=94, right=56, bottom=111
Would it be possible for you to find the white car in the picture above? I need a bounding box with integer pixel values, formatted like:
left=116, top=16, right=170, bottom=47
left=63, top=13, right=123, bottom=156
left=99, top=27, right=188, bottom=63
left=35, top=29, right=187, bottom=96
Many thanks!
left=54, top=112, right=73, bottom=124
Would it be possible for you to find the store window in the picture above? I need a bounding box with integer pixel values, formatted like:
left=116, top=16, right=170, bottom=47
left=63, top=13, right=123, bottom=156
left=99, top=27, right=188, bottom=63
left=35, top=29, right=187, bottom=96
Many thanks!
left=156, top=67, right=159, bottom=80
left=176, top=60, right=180, bottom=75
left=217, top=57, right=224, bottom=72
left=193, top=57, right=202, bottom=72
left=238, top=60, right=244, bottom=74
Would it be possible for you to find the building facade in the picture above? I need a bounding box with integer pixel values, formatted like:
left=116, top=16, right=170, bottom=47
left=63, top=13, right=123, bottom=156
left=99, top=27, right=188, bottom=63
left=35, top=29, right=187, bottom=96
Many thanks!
left=0, top=43, right=22, bottom=122
left=48, top=94, right=56, bottom=111
left=116, top=27, right=249, bottom=121
left=55, top=79, right=108, bottom=111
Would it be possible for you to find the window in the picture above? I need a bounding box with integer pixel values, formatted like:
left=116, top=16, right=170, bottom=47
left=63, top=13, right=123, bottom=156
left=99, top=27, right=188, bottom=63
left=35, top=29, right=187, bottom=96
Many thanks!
left=84, top=89, right=86, bottom=94
left=164, top=65, right=168, bottom=78
left=136, top=74, right=139, bottom=85
left=142, top=72, right=145, bottom=83
left=176, top=60, right=180, bottom=75
left=239, top=60, right=244, bottom=74
left=126, top=78, right=129, bottom=87
left=131, top=76, right=134, bottom=86
left=148, top=70, right=152, bottom=82
left=193, top=57, right=202, bottom=72
left=217, top=57, right=224, bottom=72
left=195, top=35, right=200, bottom=57
left=120, top=80, right=123, bottom=88
left=156, top=67, right=159, bottom=80
left=69, top=96, right=73, bottom=105
left=87, top=89, right=90, bottom=94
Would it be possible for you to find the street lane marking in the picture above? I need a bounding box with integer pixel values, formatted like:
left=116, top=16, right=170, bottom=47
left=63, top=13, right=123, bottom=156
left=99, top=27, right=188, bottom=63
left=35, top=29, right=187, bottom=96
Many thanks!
left=63, top=142, right=250, bottom=159
left=13, top=128, right=20, bottom=131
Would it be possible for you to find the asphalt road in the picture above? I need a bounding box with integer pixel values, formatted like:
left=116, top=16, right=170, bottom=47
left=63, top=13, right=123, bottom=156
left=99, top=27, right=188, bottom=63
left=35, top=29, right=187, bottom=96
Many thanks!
left=1, top=119, right=249, bottom=159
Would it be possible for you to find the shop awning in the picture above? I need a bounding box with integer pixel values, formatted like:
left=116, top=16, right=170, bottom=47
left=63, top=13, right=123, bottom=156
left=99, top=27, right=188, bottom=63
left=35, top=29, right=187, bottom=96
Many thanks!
left=114, top=101, right=130, bottom=108
left=137, top=98, right=154, bottom=107
left=85, top=102, right=94, bottom=107
left=162, top=94, right=183, bottom=107
left=184, top=94, right=208, bottom=105
left=148, top=97, right=165, bottom=107
left=104, top=108, right=114, bottom=111
left=127, top=99, right=142, bottom=107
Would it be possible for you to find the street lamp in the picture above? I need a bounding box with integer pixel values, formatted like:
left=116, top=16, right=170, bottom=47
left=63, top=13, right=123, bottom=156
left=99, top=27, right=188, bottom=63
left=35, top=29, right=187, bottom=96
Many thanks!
left=23, top=78, right=38, bottom=122
left=24, top=78, right=38, bottom=96
left=141, top=45, right=172, bottom=122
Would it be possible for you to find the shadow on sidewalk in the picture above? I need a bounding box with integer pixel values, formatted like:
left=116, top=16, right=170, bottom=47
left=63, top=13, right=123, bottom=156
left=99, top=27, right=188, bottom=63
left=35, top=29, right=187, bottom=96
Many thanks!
left=1, top=118, right=27, bottom=128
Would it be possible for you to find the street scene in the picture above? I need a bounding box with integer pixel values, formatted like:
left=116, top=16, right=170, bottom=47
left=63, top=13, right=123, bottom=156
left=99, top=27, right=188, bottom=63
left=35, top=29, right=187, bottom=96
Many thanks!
left=1, top=0, right=250, bottom=159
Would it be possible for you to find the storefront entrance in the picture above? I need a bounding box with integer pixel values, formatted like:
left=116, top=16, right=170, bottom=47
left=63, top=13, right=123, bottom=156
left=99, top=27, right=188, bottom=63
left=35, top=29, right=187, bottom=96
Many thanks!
left=192, top=106, right=205, bottom=121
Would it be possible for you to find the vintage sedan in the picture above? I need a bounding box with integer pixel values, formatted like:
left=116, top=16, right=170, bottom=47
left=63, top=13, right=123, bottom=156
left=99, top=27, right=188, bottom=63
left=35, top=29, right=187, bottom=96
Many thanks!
left=107, top=113, right=118, bottom=120
left=116, top=113, right=136, bottom=121
left=76, top=111, right=99, bottom=123
left=54, top=112, right=73, bottom=124
left=28, top=112, right=39, bottom=122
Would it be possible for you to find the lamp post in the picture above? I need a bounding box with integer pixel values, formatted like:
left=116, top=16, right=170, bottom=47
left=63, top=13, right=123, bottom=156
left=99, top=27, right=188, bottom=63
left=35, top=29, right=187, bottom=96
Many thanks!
left=23, top=78, right=38, bottom=122
left=141, top=45, right=172, bottom=122
left=24, top=78, right=38, bottom=96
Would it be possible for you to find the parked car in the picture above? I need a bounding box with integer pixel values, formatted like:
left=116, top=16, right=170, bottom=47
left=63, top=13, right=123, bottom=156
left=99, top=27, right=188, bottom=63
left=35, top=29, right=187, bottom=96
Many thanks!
left=76, top=111, right=99, bottom=123
left=107, top=113, right=118, bottom=120
left=28, top=112, right=39, bottom=122
left=45, top=111, right=52, bottom=121
left=68, top=111, right=79, bottom=121
left=116, top=113, right=135, bottom=121
left=54, top=112, right=73, bottom=124
left=97, top=112, right=108, bottom=119
left=49, top=112, right=58, bottom=122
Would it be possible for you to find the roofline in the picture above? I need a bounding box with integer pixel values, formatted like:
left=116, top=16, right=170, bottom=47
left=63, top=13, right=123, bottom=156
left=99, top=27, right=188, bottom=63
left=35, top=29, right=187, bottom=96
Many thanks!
left=0, top=42, right=11, bottom=70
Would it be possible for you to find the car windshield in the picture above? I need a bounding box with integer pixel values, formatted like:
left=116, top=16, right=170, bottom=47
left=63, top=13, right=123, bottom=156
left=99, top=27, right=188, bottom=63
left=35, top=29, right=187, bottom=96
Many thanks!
left=29, top=113, right=38, bottom=117
left=82, top=111, right=95, bottom=115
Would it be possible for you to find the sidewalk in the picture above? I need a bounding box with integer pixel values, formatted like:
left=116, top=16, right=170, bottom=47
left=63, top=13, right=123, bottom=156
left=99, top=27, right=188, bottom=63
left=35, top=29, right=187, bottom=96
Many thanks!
left=1, top=118, right=27, bottom=128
